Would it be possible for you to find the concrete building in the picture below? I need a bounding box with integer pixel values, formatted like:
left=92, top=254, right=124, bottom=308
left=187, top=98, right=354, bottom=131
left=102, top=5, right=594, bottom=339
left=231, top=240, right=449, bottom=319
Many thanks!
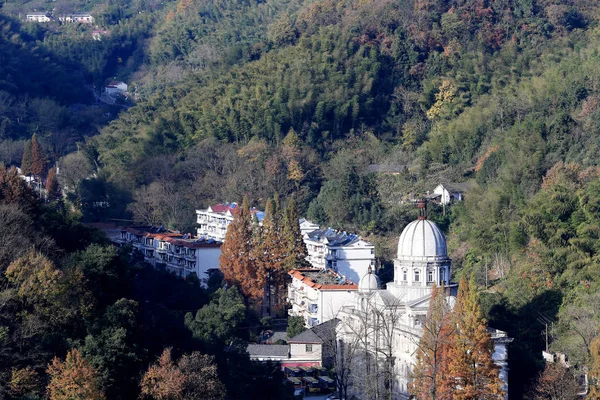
left=195, top=203, right=264, bottom=241
left=116, top=226, right=221, bottom=286
left=428, top=182, right=474, bottom=205
left=26, top=12, right=52, bottom=22
left=59, top=13, right=94, bottom=23
left=336, top=203, right=512, bottom=399
left=288, top=268, right=357, bottom=328
left=303, top=228, right=375, bottom=284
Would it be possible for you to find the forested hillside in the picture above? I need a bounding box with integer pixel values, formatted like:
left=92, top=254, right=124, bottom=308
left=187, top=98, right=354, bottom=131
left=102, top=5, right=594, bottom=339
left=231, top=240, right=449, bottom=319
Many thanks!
left=3, top=0, right=600, bottom=396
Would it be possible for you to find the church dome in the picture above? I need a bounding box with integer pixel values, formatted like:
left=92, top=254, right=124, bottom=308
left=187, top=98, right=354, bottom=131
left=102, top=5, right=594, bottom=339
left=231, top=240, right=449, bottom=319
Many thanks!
left=397, top=219, right=447, bottom=261
left=358, top=268, right=380, bottom=294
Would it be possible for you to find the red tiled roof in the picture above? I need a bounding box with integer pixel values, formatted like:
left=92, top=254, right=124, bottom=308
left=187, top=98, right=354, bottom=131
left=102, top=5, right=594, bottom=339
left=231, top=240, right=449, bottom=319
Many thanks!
left=289, top=269, right=358, bottom=291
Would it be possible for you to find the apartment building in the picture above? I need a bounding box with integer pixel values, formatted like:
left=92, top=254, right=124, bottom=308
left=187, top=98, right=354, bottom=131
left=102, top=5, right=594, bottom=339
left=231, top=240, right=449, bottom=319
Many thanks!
left=117, top=226, right=221, bottom=285
left=195, top=203, right=264, bottom=241
left=287, top=268, right=357, bottom=328
left=303, top=228, right=375, bottom=284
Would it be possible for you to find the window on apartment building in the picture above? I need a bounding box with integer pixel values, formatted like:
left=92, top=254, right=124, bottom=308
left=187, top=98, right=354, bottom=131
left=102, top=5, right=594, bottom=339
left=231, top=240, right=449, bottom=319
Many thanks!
left=306, top=344, right=313, bottom=352
left=330, top=249, right=337, bottom=257
left=332, top=261, right=337, bottom=269
left=414, top=269, right=420, bottom=282
left=371, top=248, right=374, bottom=254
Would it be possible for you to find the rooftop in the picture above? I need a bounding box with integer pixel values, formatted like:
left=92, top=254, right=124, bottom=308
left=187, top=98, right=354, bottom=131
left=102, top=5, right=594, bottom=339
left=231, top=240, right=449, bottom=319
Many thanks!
left=247, top=344, right=289, bottom=358
left=288, top=319, right=339, bottom=344
left=290, top=268, right=358, bottom=290
left=120, top=226, right=221, bottom=248
left=305, top=228, right=371, bottom=247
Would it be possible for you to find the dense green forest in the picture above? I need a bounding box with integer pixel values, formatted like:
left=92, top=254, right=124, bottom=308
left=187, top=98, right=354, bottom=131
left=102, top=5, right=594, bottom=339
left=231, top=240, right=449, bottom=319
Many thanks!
left=3, top=0, right=600, bottom=396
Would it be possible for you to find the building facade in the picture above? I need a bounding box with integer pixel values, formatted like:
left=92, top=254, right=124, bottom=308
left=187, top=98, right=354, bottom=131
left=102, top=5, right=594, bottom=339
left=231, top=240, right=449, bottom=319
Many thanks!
left=288, top=268, right=357, bottom=328
left=26, top=12, right=52, bottom=22
left=196, top=203, right=264, bottom=242
left=58, top=13, right=94, bottom=23
left=303, top=228, right=375, bottom=284
left=336, top=209, right=511, bottom=399
left=116, top=226, right=221, bottom=286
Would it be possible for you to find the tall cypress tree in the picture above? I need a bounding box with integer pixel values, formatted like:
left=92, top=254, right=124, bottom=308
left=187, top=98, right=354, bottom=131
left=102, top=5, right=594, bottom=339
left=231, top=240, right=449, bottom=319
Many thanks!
left=21, top=139, right=32, bottom=176
left=410, top=283, right=454, bottom=400
left=220, top=197, right=264, bottom=299
left=283, top=196, right=310, bottom=271
left=46, top=167, right=60, bottom=201
left=30, top=134, right=46, bottom=177
left=446, top=277, right=504, bottom=400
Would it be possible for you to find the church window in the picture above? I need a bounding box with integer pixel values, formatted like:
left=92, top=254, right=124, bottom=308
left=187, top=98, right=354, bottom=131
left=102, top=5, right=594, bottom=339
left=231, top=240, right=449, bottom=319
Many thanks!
left=414, top=269, right=420, bottom=282
left=427, top=269, right=434, bottom=282
left=402, top=269, right=407, bottom=281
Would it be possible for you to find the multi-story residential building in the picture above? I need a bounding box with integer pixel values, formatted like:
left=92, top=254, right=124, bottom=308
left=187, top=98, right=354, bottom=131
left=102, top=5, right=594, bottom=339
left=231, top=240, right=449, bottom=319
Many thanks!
left=196, top=203, right=264, bottom=241
left=116, top=226, right=221, bottom=286
left=26, top=12, right=52, bottom=22
left=287, top=268, right=357, bottom=328
left=303, top=228, right=375, bottom=284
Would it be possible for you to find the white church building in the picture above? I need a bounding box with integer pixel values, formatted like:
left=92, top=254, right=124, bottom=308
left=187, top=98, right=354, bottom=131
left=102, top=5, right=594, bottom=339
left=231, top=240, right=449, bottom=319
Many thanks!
left=336, top=205, right=511, bottom=399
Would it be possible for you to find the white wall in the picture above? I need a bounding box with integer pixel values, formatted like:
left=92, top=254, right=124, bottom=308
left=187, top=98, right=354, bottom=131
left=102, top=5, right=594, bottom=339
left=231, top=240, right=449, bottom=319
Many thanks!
left=195, top=247, right=221, bottom=284
left=290, top=343, right=322, bottom=362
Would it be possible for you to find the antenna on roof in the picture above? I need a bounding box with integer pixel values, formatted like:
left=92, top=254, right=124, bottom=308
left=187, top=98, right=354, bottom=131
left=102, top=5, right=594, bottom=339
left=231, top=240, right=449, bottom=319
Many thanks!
left=417, top=199, right=427, bottom=220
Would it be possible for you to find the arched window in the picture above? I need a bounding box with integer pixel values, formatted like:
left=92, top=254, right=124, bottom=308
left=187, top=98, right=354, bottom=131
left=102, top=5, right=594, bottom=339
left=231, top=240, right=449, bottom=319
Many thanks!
left=414, top=269, right=420, bottom=282
left=402, top=269, right=408, bottom=282
left=427, top=269, right=434, bottom=283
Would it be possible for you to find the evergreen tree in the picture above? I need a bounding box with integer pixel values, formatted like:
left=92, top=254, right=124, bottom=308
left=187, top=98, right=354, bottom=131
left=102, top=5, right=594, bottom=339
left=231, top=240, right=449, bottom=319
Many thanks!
left=283, top=196, right=310, bottom=271
left=46, top=167, right=61, bottom=201
left=257, top=197, right=286, bottom=316
left=446, top=277, right=504, bottom=400
left=31, top=133, right=46, bottom=177
left=219, top=197, right=263, bottom=299
left=21, top=139, right=32, bottom=176
left=410, top=283, right=454, bottom=400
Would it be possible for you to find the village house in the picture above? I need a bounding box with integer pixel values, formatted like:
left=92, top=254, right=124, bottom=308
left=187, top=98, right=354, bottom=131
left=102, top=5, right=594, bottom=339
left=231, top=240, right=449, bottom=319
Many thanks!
left=105, top=80, right=128, bottom=96
left=58, top=13, right=94, bottom=23
left=115, top=226, right=221, bottom=286
left=303, top=228, right=375, bottom=284
left=287, top=268, right=357, bottom=328
left=247, top=319, right=339, bottom=369
left=26, top=12, right=52, bottom=22
left=92, top=30, right=110, bottom=41
left=427, top=182, right=475, bottom=205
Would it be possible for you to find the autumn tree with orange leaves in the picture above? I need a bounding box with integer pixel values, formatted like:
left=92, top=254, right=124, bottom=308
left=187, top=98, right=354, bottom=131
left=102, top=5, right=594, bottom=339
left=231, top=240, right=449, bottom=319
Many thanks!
left=410, top=283, right=454, bottom=400
left=446, top=277, right=504, bottom=400
left=46, top=348, right=105, bottom=400
left=140, top=348, right=225, bottom=400
left=220, top=196, right=264, bottom=300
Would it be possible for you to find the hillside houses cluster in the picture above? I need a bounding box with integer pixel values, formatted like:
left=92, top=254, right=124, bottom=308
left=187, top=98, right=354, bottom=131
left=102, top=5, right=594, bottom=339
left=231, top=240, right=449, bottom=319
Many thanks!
left=26, top=12, right=94, bottom=23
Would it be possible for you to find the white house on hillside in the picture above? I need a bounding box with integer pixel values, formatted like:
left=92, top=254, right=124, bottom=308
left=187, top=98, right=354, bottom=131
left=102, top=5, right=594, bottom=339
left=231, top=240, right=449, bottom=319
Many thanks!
left=303, top=228, right=375, bottom=284
left=288, top=268, right=357, bottom=328
left=116, top=226, right=221, bottom=286
left=428, top=182, right=474, bottom=205
left=26, top=12, right=52, bottom=22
